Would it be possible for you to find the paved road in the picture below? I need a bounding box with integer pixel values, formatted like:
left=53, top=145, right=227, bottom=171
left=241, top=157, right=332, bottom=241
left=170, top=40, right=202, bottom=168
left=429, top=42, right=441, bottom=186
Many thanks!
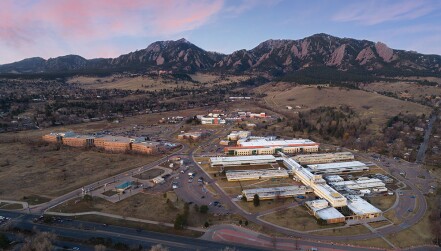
left=0, top=210, right=265, bottom=251
left=416, top=113, right=437, bottom=164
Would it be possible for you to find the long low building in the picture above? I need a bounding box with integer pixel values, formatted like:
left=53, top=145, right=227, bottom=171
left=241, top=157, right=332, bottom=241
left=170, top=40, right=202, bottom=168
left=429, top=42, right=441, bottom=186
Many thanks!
left=346, top=195, right=382, bottom=219
left=292, top=152, right=354, bottom=165
left=329, top=177, right=386, bottom=191
left=226, top=169, right=289, bottom=181
left=43, top=132, right=166, bottom=155
left=307, top=161, right=368, bottom=175
left=282, top=155, right=347, bottom=207
left=225, top=138, right=319, bottom=156
left=242, top=186, right=313, bottom=201
left=210, top=155, right=277, bottom=167
left=63, top=134, right=95, bottom=148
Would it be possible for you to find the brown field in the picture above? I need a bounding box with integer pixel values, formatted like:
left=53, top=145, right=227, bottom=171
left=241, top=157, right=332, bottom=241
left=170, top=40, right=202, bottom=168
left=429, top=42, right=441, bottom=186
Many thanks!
left=0, top=141, right=161, bottom=201
left=189, top=73, right=251, bottom=86
left=133, top=168, right=164, bottom=180
left=368, top=194, right=396, bottom=211
left=255, top=83, right=431, bottom=132
left=68, top=73, right=250, bottom=91
left=236, top=199, right=293, bottom=214
left=368, top=220, right=392, bottom=228
left=361, top=81, right=441, bottom=102
left=335, top=238, right=392, bottom=249
left=311, top=224, right=371, bottom=236
left=260, top=206, right=343, bottom=231
left=51, top=193, right=181, bottom=223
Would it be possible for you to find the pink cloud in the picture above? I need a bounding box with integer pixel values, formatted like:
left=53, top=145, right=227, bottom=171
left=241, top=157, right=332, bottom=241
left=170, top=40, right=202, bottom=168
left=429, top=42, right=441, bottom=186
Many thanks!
left=0, top=0, right=224, bottom=63
left=332, top=0, right=441, bottom=25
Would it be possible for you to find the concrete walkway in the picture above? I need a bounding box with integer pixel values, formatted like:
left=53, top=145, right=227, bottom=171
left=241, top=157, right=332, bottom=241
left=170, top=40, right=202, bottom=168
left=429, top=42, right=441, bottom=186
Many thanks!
left=0, top=200, right=28, bottom=210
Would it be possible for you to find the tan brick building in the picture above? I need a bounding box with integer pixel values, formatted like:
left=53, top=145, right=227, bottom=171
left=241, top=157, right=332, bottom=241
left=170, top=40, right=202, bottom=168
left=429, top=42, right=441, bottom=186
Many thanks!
left=42, top=133, right=61, bottom=143
left=95, top=136, right=132, bottom=153
left=132, top=141, right=160, bottom=154
left=62, top=135, right=95, bottom=148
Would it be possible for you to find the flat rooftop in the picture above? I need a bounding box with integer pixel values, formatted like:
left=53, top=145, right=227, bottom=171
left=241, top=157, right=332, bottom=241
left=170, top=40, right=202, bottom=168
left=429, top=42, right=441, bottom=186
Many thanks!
left=316, top=207, right=345, bottom=220
left=346, top=195, right=382, bottom=215
left=96, top=135, right=132, bottom=143
left=307, top=161, right=366, bottom=170
left=294, top=152, right=354, bottom=158
left=242, top=185, right=309, bottom=195
left=64, top=134, right=95, bottom=139
left=132, top=141, right=160, bottom=146
left=210, top=155, right=276, bottom=162
left=226, top=169, right=288, bottom=180
left=239, top=138, right=318, bottom=147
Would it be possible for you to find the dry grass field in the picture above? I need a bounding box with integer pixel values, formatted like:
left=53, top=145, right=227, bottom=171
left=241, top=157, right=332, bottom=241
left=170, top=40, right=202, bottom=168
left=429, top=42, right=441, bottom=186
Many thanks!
left=335, top=238, right=391, bottom=249
left=51, top=193, right=182, bottom=223
left=236, top=199, right=293, bottom=214
left=0, top=141, right=162, bottom=201
left=68, top=73, right=251, bottom=91
left=0, top=108, right=215, bottom=201
left=260, top=206, right=343, bottom=231
left=368, top=220, right=392, bottom=228
left=255, top=83, right=431, bottom=132
left=361, top=81, right=441, bottom=102
left=311, top=224, right=371, bottom=236
left=368, top=195, right=396, bottom=211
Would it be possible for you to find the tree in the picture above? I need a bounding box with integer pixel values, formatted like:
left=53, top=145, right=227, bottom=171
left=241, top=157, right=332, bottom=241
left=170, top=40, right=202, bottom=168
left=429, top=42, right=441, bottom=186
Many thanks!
left=150, top=244, right=169, bottom=251
left=204, top=222, right=210, bottom=228
left=244, top=220, right=248, bottom=226
left=21, top=231, right=56, bottom=251
left=0, top=234, right=9, bottom=249
left=174, top=214, right=187, bottom=229
left=199, top=205, right=209, bottom=214
left=193, top=204, right=199, bottom=212
left=94, top=244, right=106, bottom=251
left=253, top=194, right=260, bottom=207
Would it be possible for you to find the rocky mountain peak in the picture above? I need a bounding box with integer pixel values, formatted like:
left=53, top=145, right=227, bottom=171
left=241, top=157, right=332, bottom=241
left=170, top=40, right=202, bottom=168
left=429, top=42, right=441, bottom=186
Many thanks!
left=375, top=42, right=394, bottom=62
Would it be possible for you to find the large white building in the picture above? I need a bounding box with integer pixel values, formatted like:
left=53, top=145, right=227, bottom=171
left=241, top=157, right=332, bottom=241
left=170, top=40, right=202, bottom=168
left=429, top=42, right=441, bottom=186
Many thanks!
left=281, top=155, right=347, bottom=207
left=225, top=138, right=319, bottom=156
left=242, top=186, right=313, bottom=201
left=346, top=195, right=382, bottom=219
left=329, top=177, right=386, bottom=192
left=210, top=155, right=277, bottom=167
left=292, top=152, right=354, bottom=165
left=226, top=169, right=289, bottom=181
left=227, top=131, right=251, bottom=141
left=307, top=161, right=368, bottom=175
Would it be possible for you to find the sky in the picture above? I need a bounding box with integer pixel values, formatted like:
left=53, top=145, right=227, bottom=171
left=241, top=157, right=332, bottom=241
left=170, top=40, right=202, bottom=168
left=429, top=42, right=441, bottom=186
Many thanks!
left=1, top=0, right=441, bottom=64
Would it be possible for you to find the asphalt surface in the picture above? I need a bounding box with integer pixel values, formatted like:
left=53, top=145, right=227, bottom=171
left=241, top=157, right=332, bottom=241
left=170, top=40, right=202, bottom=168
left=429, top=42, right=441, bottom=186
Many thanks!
left=0, top=210, right=266, bottom=251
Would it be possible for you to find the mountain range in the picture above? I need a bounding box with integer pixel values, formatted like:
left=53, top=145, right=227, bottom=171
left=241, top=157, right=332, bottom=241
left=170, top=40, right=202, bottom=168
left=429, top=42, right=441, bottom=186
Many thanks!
left=1, top=34, right=440, bottom=78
